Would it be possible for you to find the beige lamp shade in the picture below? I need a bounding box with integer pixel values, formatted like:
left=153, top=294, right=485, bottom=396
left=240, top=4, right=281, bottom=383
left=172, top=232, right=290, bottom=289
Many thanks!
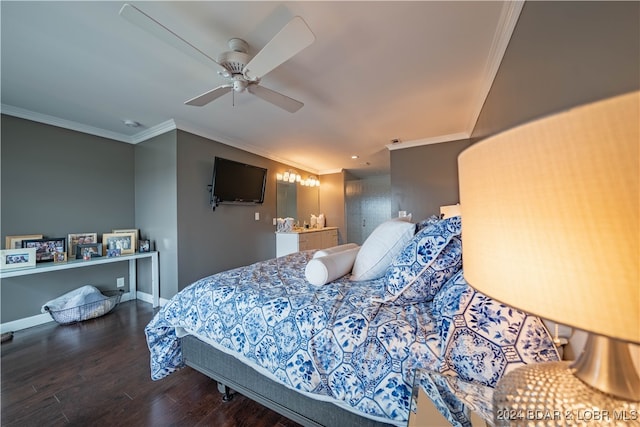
left=458, top=91, right=639, bottom=344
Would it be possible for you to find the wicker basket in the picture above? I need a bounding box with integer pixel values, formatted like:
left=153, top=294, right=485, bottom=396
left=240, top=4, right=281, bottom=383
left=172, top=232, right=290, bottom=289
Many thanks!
left=44, top=289, right=123, bottom=325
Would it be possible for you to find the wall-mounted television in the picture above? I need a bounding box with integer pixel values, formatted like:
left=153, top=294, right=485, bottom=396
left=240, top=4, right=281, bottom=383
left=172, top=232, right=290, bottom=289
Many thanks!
left=210, top=157, right=267, bottom=209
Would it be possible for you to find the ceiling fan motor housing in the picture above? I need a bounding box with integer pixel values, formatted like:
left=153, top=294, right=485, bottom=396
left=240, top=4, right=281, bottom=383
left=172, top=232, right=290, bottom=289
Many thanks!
left=217, top=50, right=250, bottom=74
left=217, top=38, right=251, bottom=75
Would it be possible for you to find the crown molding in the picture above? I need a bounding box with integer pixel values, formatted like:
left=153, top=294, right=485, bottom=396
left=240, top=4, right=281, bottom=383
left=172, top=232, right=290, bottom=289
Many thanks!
left=1, top=104, right=133, bottom=143
left=0, top=105, right=319, bottom=173
left=317, top=168, right=344, bottom=176
left=466, top=0, right=525, bottom=134
left=129, top=119, right=177, bottom=143
left=386, top=132, right=470, bottom=151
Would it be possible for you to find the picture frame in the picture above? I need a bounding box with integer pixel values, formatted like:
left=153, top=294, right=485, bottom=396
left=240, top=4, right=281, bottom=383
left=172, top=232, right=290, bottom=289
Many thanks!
left=67, top=233, right=98, bottom=258
left=53, top=251, right=67, bottom=263
left=5, top=234, right=43, bottom=250
left=102, top=232, right=135, bottom=256
left=21, top=238, right=66, bottom=263
left=0, top=248, right=37, bottom=270
left=76, top=243, right=102, bottom=260
left=139, top=239, right=151, bottom=253
left=112, top=229, right=138, bottom=254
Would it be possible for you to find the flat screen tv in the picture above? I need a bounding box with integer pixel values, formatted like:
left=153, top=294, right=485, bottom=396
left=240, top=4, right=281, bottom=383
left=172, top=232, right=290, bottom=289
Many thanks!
left=210, top=157, right=267, bottom=208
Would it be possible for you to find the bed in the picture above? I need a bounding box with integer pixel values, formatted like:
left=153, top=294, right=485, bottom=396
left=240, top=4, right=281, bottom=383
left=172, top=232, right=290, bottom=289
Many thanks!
left=145, top=216, right=560, bottom=426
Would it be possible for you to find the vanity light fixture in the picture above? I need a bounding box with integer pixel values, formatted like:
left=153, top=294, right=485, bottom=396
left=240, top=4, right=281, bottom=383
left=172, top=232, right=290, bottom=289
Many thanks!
left=301, top=175, right=320, bottom=187
left=278, top=169, right=301, bottom=184
left=278, top=170, right=319, bottom=187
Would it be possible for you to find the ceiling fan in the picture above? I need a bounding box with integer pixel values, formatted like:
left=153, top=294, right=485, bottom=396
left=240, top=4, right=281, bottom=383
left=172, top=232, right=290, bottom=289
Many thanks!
left=119, top=3, right=315, bottom=113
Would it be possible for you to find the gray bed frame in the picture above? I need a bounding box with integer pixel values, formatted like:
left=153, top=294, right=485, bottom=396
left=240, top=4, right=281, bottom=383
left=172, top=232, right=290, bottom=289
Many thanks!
left=182, top=335, right=396, bottom=427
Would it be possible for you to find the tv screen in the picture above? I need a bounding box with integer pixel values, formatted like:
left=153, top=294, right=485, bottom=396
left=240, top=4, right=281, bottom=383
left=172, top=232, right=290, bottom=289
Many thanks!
left=211, top=157, right=267, bottom=206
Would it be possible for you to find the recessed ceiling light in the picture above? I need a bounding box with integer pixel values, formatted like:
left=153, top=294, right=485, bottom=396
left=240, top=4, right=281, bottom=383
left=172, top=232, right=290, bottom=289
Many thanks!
left=123, top=119, right=141, bottom=128
left=351, top=155, right=359, bottom=159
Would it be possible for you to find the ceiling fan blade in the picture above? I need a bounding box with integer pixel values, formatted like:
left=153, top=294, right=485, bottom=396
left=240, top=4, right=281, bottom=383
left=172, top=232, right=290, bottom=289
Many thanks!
left=248, top=85, right=304, bottom=113
left=185, top=85, right=233, bottom=106
left=119, top=3, right=229, bottom=76
left=243, top=16, right=315, bottom=81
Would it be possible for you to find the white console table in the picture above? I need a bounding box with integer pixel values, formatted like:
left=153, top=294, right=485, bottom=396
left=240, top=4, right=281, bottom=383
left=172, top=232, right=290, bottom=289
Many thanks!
left=0, top=251, right=159, bottom=307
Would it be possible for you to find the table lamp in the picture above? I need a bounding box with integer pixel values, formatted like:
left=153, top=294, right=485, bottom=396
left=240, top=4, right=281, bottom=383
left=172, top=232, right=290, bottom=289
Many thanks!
left=458, top=91, right=639, bottom=424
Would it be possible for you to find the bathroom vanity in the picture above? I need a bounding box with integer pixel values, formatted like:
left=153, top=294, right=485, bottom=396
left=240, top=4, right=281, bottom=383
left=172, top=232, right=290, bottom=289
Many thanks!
left=275, top=227, right=338, bottom=257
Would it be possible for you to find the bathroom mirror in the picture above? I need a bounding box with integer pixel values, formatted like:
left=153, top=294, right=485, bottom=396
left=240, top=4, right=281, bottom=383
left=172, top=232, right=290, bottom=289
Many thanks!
left=276, top=181, right=319, bottom=225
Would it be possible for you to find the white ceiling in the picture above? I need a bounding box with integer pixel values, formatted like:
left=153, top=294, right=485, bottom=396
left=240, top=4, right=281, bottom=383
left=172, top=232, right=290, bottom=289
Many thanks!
left=1, top=1, right=522, bottom=177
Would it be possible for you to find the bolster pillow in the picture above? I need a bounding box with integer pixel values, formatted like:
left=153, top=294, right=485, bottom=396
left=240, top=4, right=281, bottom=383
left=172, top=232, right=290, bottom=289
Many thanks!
left=305, top=247, right=361, bottom=286
left=312, top=243, right=360, bottom=259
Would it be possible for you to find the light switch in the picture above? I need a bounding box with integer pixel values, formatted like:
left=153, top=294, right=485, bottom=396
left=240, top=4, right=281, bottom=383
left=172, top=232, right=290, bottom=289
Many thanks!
left=255, top=212, right=260, bottom=221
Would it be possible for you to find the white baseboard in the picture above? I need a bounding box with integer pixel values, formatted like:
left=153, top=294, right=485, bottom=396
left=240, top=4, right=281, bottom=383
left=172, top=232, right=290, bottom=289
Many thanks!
left=135, top=290, right=170, bottom=307
left=1, top=313, right=54, bottom=334
left=0, top=291, right=167, bottom=334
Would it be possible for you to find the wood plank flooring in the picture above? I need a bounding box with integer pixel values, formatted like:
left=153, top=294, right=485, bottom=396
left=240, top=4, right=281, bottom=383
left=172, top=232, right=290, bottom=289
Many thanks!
left=1, top=300, right=302, bottom=427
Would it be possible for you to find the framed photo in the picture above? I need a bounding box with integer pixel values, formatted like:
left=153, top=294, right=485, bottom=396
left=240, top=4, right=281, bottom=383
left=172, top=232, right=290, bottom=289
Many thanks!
left=102, top=232, right=135, bottom=256
left=53, top=251, right=67, bottom=263
left=67, top=233, right=98, bottom=258
left=139, top=239, right=151, bottom=253
left=21, top=238, right=66, bottom=263
left=112, top=229, right=138, bottom=254
left=106, top=248, right=121, bottom=258
left=0, top=248, right=37, bottom=270
left=76, top=243, right=102, bottom=260
left=5, top=234, right=43, bottom=250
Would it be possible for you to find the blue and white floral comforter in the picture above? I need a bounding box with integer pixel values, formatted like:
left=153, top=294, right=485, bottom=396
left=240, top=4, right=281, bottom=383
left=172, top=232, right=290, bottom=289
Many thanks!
left=146, top=246, right=559, bottom=425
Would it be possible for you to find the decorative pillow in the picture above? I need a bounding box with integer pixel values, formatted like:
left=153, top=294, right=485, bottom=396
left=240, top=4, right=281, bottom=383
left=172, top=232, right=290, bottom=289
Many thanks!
left=305, top=247, right=361, bottom=286
left=382, top=216, right=462, bottom=304
left=312, top=243, right=359, bottom=259
left=433, top=270, right=560, bottom=387
left=350, top=219, right=415, bottom=281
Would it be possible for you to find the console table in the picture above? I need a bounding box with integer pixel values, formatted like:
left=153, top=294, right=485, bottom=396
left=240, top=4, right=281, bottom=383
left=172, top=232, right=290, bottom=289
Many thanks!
left=0, top=251, right=160, bottom=307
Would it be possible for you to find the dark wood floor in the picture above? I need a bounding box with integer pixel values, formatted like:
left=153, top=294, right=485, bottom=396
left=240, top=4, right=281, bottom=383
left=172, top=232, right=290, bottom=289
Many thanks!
left=1, top=300, right=302, bottom=427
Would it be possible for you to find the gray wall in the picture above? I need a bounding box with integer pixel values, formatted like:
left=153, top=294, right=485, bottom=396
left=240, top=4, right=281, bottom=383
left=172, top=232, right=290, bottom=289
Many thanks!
left=472, top=1, right=640, bottom=141
left=1, top=115, right=134, bottom=322
left=174, top=130, right=281, bottom=288
left=1, top=118, right=335, bottom=321
left=134, top=131, right=179, bottom=298
left=390, top=139, right=471, bottom=221
left=390, top=1, right=639, bottom=219
left=137, top=128, right=347, bottom=292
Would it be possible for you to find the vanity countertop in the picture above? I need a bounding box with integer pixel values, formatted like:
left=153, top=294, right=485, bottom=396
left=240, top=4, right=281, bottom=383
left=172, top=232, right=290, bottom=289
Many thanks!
left=276, top=226, right=338, bottom=234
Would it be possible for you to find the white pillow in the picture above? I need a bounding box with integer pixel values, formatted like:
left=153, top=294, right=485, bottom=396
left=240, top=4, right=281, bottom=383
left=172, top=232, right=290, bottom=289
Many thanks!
left=350, top=219, right=415, bottom=281
left=313, top=243, right=360, bottom=259
left=305, top=247, right=361, bottom=286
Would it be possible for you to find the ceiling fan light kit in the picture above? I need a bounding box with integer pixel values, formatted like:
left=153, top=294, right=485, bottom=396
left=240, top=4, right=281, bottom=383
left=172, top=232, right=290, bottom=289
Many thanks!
left=119, top=4, right=315, bottom=113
